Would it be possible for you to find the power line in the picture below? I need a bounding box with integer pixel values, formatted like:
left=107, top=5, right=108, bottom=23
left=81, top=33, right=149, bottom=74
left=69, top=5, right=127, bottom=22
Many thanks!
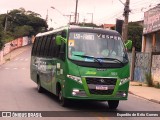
left=95, top=9, right=124, bottom=24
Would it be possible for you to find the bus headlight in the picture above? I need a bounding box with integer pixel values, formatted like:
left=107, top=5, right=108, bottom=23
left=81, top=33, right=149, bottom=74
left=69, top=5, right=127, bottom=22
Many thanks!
left=67, top=75, right=82, bottom=84
left=119, top=78, right=129, bottom=85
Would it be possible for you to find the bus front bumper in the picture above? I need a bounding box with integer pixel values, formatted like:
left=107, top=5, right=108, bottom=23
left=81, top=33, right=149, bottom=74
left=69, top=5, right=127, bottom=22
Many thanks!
left=64, top=80, right=130, bottom=101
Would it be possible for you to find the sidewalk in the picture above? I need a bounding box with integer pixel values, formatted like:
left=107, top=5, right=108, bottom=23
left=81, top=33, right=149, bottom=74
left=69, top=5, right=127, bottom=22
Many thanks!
left=0, top=45, right=32, bottom=65
left=129, top=81, right=160, bottom=104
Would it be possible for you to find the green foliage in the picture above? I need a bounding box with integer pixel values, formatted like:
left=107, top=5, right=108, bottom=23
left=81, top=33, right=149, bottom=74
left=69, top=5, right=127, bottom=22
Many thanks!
left=0, top=32, right=3, bottom=51
left=128, top=22, right=143, bottom=52
left=3, top=31, right=14, bottom=43
left=154, top=82, right=160, bottom=88
left=0, top=8, right=48, bottom=43
left=145, top=73, right=153, bottom=87
left=0, top=25, right=4, bottom=50
left=14, top=25, right=34, bottom=38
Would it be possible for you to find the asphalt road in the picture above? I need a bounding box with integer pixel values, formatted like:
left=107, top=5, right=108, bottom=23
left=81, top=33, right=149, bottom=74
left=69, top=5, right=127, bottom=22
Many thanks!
left=0, top=49, right=160, bottom=120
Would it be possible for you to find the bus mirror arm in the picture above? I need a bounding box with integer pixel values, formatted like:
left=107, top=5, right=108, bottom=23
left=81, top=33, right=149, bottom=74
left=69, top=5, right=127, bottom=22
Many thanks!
left=125, top=40, right=132, bottom=51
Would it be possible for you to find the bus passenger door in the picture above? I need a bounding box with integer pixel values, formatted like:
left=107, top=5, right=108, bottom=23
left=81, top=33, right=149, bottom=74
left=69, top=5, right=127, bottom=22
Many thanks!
left=53, top=41, right=66, bottom=94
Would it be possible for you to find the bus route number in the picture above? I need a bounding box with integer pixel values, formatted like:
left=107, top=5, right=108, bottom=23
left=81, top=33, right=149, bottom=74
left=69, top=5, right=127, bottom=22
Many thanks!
left=74, top=33, right=94, bottom=40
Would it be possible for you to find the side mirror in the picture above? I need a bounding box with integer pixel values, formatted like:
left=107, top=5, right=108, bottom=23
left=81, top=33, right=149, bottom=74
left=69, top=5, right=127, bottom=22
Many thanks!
left=56, top=35, right=67, bottom=45
left=125, top=40, right=132, bottom=50
left=56, top=35, right=62, bottom=45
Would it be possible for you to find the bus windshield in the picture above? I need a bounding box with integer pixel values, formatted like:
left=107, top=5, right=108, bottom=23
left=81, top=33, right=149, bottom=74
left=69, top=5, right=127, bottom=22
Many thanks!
left=68, top=32, right=127, bottom=63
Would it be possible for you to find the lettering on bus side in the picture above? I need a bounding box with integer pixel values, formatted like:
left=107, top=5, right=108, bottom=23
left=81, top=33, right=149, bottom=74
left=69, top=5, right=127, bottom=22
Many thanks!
left=35, top=58, right=56, bottom=74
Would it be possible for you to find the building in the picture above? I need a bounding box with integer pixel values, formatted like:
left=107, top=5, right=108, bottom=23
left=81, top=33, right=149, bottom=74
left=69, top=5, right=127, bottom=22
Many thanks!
left=103, top=24, right=115, bottom=30
left=142, top=4, right=160, bottom=52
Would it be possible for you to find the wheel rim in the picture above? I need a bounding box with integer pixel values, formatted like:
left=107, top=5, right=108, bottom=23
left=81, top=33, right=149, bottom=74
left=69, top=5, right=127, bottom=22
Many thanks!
left=37, top=82, right=40, bottom=90
left=59, top=91, right=62, bottom=102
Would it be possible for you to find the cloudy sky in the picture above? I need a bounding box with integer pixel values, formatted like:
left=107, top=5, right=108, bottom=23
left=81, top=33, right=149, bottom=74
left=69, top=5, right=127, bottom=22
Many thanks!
left=0, top=0, right=159, bottom=28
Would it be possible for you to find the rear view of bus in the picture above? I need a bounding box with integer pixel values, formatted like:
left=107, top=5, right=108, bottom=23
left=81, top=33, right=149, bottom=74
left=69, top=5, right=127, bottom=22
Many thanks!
left=30, top=26, right=130, bottom=109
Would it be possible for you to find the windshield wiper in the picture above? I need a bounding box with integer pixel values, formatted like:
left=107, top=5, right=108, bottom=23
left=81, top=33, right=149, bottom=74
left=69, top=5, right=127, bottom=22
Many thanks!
left=100, top=57, right=124, bottom=65
left=73, top=54, right=103, bottom=66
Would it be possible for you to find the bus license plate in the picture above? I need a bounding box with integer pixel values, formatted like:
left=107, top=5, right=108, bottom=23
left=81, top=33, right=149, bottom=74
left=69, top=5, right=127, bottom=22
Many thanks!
left=96, top=85, right=108, bottom=90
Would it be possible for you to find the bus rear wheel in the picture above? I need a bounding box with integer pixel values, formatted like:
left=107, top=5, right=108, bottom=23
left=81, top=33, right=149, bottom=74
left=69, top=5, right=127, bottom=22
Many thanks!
left=37, top=80, right=44, bottom=93
left=58, top=89, right=68, bottom=107
left=108, top=100, right=119, bottom=109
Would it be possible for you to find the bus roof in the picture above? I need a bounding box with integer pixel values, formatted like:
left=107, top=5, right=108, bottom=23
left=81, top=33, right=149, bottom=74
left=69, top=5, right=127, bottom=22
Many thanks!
left=36, top=25, right=120, bottom=37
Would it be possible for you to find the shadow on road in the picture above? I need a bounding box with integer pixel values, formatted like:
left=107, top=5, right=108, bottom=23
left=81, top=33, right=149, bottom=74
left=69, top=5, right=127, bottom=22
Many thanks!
left=30, top=87, right=121, bottom=117
left=32, top=87, right=120, bottom=111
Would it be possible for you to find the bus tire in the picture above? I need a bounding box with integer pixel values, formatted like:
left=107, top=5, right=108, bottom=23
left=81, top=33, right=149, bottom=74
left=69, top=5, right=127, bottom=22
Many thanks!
left=108, top=100, right=119, bottom=109
left=37, top=79, right=44, bottom=93
left=58, top=88, right=68, bottom=107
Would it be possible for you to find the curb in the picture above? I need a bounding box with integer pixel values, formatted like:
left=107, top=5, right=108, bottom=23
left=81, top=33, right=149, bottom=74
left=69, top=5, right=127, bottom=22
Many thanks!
left=129, top=91, right=160, bottom=104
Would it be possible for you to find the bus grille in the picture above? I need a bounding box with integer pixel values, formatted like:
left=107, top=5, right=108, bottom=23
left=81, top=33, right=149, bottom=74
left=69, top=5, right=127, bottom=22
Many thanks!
left=86, top=77, right=117, bottom=95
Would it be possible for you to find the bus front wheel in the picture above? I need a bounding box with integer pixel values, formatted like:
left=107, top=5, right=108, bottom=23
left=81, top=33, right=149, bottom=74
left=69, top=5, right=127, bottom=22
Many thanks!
left=58, top=89, right=68, bottom=107
left=108, top=100, right=119, bottom=109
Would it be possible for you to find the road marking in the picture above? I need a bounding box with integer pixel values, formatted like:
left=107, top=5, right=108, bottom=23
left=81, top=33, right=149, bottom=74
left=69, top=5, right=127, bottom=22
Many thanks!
left=5, top=68, right=9, bottom=69
left=25, top=59, right=28, bottom=61
left=20, top=59, right=24, bottom=61
left=22, top=68, right=26, bottom=70
left=13, top=68, right=18, bottom=70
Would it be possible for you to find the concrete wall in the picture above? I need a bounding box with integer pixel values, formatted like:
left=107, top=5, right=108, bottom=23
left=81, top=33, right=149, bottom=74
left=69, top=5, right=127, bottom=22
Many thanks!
left=128, top=51, right=160, bottom=83
left=134, top=52, right=151, bottom=82
left=0, top=50, right=3, bottom=63
left=0, top=36, right=32, bottom=61
left=152, top=55, right=160, bottom=83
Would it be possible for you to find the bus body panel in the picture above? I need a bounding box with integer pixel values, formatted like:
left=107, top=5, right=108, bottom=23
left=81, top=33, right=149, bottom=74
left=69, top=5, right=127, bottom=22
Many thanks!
left=62, top=59, right=130, bottom=100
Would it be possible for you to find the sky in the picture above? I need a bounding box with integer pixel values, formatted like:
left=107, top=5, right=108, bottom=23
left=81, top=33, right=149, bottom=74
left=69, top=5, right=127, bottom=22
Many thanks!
left=0, top=0, right=160, bottom=28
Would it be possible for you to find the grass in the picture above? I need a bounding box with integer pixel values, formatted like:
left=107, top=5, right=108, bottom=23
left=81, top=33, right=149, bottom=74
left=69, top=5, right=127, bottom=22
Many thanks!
left=145, top=73, right=153, bottom=87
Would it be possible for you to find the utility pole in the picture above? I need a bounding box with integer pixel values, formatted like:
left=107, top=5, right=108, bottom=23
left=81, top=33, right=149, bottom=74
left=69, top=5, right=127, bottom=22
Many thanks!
left=4, top=11, right=8, bottom=33
left=74, top=0, right=78, bottom=24
left=122, top=0, right=130, bottom=42
left=87, top=13, right=93, bottom=24
left=64, top=14, right=74, bottom=24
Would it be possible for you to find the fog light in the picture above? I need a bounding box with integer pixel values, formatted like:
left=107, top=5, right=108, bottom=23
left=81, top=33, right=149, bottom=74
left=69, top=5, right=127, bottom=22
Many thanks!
left=116, top=91, right=127, bottom=97
left=72, top=89, right=80, bottom=96
left=123, top=92, right=126, bottom=97
left=72, top=92, right=77, bottom=96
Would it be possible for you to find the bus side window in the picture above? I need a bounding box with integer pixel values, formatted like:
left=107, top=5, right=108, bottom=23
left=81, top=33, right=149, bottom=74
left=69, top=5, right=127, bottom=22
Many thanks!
left=39, top=36, right=47, bottom=57
left=36, top=37, right=43, bottom=57
left=44, top=35, right=52, bottom=57
left=32, top=37, right=39, bottom=56
left=48, top=35, right=56, bottom=58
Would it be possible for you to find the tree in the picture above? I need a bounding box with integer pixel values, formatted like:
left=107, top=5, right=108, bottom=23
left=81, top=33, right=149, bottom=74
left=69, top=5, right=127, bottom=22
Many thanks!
left=128, top=22, right=143, bottom=52
left=0, top=24, right=4, bottom=50
left=13, top=25, right=34, bottom=38
left=0, top=8, right=48, bottom=43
